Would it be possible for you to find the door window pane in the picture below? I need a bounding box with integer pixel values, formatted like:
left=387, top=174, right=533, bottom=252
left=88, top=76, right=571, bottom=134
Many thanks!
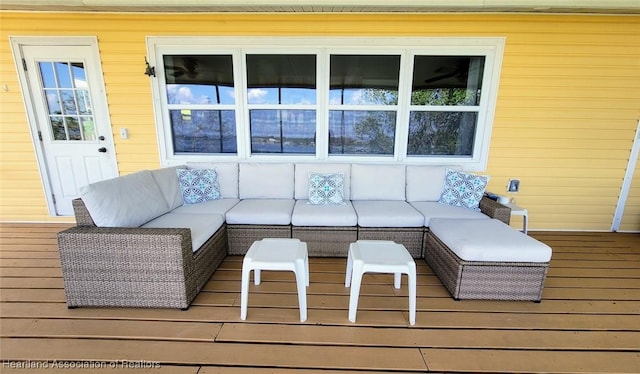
left=38, top=61, right=95, bottom=142
left=164, top=55, right=235, bottom=105
left=171, top=109, right=237, bottom=154
left=407, top=111, right=477, bottom=156
left=246, top=55, right=316, bottom=105
left=330, top=55, right=400, bottom=105
left=411, top=56, right=484, bottom=106
left=250, top=109, right=316, bottom=154
left=329, top=110, right=396, bottom=155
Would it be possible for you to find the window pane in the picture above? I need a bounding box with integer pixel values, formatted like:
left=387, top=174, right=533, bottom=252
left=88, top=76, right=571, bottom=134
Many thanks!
left=250, top=109, right=316, bottom=154
left=71, top=63, right=87, bottom=88
left=246, top=55, right=316, bottom=105
left=51, top=116, right=66, bottom=140
left=412, top=56, right=484, bottom=106
left=55, top=62, right=72, bottom=88
left=330, top=55, right=400, bottom=105
left=39, top=62, right=56, bottom=88
left=44, top=90, right=62, bottom=115
left=66, top=117, right=81, bottom=140
left=164, top=55, right=235, bottom=105
left=407, top=111, right=477, bottom=156
left=170, top=109, right=237, bottom=154
left=329, top=110, right=396, bottom=155
left=61, top=90, right=77, bottom=115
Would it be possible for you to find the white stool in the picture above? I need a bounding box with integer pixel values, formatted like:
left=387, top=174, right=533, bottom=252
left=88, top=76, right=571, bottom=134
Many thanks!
left=241, top=238, right=309, bottom=322
left=506, top=203, right=529, bottom=234
left=345, top=240, right=417, bottom=325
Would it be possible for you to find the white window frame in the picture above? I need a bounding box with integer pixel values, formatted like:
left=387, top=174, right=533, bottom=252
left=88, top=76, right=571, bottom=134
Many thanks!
left=147, top=36, right=504, bottom=170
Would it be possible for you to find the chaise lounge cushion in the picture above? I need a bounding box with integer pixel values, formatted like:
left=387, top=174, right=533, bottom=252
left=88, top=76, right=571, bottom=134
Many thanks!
left=410, top=201, right=489, bottom=226
left=225, top=199, right=295, bottom=225
left=352, top=200, right=424, bottom=227
left=429, top=218, right=552, bottom=262
left=291, top=200, right=358, bottom=226
left=80, top=170, right=169, bottom=228
left=141, top=212, right=225, bottom=252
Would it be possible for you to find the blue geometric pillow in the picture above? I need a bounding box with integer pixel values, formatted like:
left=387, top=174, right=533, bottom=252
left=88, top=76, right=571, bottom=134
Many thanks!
left=308, top=172, right=345, bottom=205
left=438, top=169, right=489, bottom=211
left=176, top=168, right=221, bottom=205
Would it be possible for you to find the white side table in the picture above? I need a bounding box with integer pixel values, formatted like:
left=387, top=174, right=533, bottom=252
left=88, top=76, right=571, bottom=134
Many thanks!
left=241, top=238, right=309, bottom=322
left=345, top=240, right=417, bottom=325
left=505, top=203, right=528, bottom=234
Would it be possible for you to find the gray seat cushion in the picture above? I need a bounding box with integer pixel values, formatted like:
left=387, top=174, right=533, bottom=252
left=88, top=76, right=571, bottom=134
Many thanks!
left=225, top=199, right=295, bottom=225
left=410, top=201, right=489, bottom=227
left=142, top=212, right=224, bottom=252
left=171, top=198, right=240, bottom=217
left=291, top=200, right=358, bottom=226
left=352, top=200, right=424, bottom=227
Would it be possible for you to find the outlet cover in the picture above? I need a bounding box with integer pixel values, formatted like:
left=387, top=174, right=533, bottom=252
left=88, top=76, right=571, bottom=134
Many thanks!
left=508, top=179, right=520, bottom=192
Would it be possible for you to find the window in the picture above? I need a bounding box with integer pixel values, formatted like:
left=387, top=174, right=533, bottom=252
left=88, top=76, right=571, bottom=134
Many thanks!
left=150, top=37, right=504, bottom=169
left=329, top=55, right=399, bottom=156
left=246, top=54, right=317, bottom=154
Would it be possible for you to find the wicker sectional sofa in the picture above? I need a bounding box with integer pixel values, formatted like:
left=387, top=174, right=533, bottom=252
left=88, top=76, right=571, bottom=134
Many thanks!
left=58, top=162, right=512, bottom=309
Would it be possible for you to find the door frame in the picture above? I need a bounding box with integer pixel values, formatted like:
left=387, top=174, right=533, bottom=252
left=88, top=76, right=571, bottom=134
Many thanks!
left=612, top=119, right=640, bottom=232
left=10, top=36, right=118, bottom=216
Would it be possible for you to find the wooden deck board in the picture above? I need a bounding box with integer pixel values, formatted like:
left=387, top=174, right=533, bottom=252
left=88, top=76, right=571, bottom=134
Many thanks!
left=0, top=223, right=639, bottom=373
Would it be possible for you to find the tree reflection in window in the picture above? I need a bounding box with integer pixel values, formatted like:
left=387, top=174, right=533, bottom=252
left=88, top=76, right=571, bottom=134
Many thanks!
left=408, top=56, right=484, bottom=156
left=38, top=61, right=95, bottom=141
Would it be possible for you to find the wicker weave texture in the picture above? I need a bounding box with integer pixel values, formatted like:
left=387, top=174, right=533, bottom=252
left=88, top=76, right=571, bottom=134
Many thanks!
left=227, top=225, right=292, bottom=255
left=424, top=231, right=548, bottom=301
left=479, top=196, right=511, bottom=224
left=58, top=224, right=227, bottom=309
left=292, top=226, right=357, bottom=256
left=358, top=227, right=424, bottom=258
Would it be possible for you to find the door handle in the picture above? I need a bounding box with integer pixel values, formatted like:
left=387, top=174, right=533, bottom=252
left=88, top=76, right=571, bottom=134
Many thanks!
left=98, top=147, right=107, bottom=153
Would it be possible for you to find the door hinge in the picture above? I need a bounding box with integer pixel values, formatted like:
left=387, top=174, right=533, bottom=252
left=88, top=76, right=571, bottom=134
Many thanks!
left=38, top=130, right=42, bottom=141
left=51, top=194, right=56, bottom=204
left=22, top=58, right=27, bottom=71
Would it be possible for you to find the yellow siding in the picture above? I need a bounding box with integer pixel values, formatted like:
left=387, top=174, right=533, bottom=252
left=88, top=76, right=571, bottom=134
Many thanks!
left=0, top=12, right=639, bottom=229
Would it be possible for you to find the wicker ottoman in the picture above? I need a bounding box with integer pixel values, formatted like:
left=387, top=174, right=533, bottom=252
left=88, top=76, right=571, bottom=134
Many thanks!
left=425, top=218, right=552, bottom=301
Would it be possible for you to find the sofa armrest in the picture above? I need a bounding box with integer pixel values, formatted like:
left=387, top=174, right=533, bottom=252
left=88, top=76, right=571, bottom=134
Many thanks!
left=72, top=198, right=96, bottom=227
left=57, top=226, right=195, bottom=281
left=479, top=196, right=511, bottom=224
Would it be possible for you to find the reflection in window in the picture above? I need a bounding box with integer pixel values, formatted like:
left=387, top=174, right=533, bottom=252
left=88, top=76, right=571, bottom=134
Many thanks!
left=411, top=56, right=484, bottom=106
left=329, top=55, right=399, bottom=156
left=171, top=110, right=237, bottom=154
left=246, top=55, right=316, bottom=105
left=250, top=110, right=316, bottom=154
left=329, top=111, right=396, bottom=155
left=246, top=55, right=316, bottom=155
left=164, top=55, right=235, bottom=105
left=38, top=61, right=95, bottom=141
left=330, top=55, right=400, bottom=105
left=407, top=111, right=477, bottom=156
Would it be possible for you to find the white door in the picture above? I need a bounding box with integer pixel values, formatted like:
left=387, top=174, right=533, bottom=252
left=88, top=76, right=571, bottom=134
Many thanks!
left=13, top=38, right=118, bottom=216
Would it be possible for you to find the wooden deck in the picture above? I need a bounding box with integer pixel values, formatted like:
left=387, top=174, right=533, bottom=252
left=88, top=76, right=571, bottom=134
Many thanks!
left=1, top=223, right=639, bottom=373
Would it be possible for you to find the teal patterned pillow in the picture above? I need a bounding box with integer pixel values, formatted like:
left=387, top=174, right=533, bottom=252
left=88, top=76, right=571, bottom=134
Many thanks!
left=176, top=168, right=221, bottom=205
left=438, top=169, right=488, bottom=211
left=308, top=172, right=345, bottom=205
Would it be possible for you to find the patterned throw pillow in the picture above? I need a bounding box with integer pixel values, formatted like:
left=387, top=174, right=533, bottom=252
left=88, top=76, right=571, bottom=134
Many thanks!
left=176, top=168, right=221, bottom=205
left=308, top=172, right=345, bottom=205
left=438, top=169, right=489, bottom=211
